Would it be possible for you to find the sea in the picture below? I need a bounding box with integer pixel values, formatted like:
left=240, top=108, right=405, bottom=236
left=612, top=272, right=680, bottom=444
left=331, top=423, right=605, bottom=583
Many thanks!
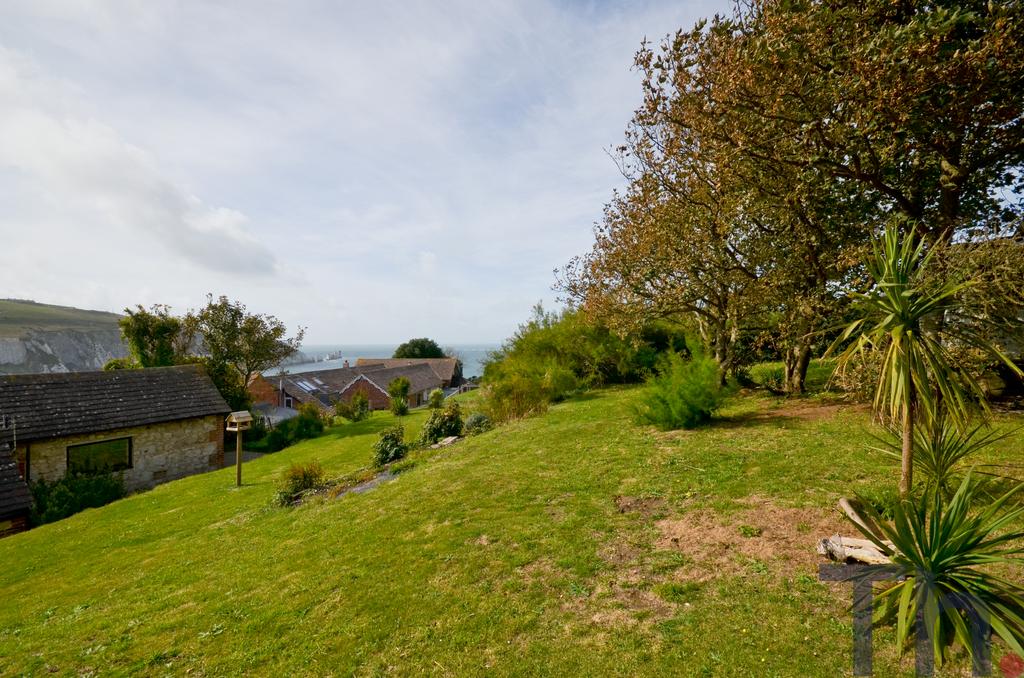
left=265, top=344, right=500, bottom=380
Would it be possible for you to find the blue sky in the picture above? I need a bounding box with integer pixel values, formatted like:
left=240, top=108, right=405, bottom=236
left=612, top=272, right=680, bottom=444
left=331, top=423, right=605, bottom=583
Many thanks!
left=0, top=0, right=724, bottom=344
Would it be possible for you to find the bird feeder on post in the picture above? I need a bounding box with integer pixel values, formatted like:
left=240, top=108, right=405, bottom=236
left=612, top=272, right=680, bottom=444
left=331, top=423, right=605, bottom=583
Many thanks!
left=225, top=411, right=253, bottom=487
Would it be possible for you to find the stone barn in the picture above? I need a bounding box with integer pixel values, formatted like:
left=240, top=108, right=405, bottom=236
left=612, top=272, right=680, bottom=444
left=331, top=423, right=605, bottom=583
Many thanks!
left=0, top=366, right=230, bottom=494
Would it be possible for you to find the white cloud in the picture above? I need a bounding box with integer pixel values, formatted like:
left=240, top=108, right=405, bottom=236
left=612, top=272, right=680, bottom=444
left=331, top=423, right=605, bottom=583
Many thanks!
left=0, top=0, right=726, bottom=343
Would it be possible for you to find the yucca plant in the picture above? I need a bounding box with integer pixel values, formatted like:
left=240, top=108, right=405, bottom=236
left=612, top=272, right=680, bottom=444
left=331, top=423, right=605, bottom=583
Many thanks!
left=828, top=221, right=1020, bottom=496
left=850, top=475, right=1024, bottom=667
left=872, top=409, right=1016, bottom=501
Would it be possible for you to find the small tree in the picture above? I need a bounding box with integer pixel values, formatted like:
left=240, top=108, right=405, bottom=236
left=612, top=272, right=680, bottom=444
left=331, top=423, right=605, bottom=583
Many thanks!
left=114, top=304, right=194, bottom=368
left=393, top=338, right=445, bottom=359
left=829, top=222, right=1021, bottom=496
left=350, top=392, right=370, bottom=421
left=387, top=377, right=411, bottom=413
left=193, top=294, right=305, bottom=393
left=428, top=388, right=444, bottom=409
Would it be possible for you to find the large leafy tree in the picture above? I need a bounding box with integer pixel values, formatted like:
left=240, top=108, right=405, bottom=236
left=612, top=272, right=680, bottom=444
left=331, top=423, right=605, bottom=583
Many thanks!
left=393, top=338, right=445, bottom=359
left=107, top=295, right=304, bottom=411
left=114, top=304, right=194, bottom=368
left=194, top=295, right=305, bottom=393
left=561, top=0, right=1023, bottom=393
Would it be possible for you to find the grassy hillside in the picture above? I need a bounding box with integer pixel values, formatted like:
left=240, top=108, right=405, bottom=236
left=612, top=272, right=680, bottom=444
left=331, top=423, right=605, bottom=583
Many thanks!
left=0, top=299, right=121, bottom=338
left=1, top=389, right=1021, bottom=676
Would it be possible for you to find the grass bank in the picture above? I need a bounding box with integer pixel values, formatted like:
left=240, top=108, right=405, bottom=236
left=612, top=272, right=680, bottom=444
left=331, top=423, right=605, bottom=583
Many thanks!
left=1, top=388, right=1021, bottom=675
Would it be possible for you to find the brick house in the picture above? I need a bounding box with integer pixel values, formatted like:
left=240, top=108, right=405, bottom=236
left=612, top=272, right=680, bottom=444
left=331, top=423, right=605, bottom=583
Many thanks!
left=251, top=362, right=444, bottom=413
left=0, top=442, right=31, bottom=537
left=0, top=366, right=230, bottom=494
left=355, top=358, right=463, bottom=387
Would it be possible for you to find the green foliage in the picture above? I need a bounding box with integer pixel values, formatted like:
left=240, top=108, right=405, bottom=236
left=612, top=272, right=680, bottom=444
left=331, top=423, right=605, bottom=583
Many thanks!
left=389, top=396, right=409, bottom=417
left=851, top=475, right=1024, bottom=665
left=484, top=305, right=675, bottom=389
left=335, top=393, right=371, bottom=422
left=102, top=357, right=137, bottom=370
left=190, top=356, right=251, bottom=412
left=387, top=377, right=411, bottom=400
left=193, top=293, right=305, bottom=392
left=419, top=401, right=463, bottom=445
left=29, top=473, right=126, bottom=526
left=119, top=304, right=190, bottom=368
left=481, top=305, right=686, bottom=423
left=829, top=222, right=1022, bottom=494
left=830, top=223, right=1010, bottom=431
left=393, top=338, right=445, bottom=359
left=333, top=399, right=353, bottom=420
left=482, top=373, right=551, bottom=423
left=464, top=412, right=493, bottom=436
left=428, top=388, right=444, bottom=409
left=386, top=376, right=411, bottom=418
left=350, top=392, right=370, bottom=421
left=634, top=351, right=731, bottom=431
left=874, top=411, right=1015, bottom=500
left=264, top=405, right=325, bottom=452
left=275, top=461, right=324, bottom=506
left=748, top=363, right=785, bottom=394
left=372, top=425, right=408, bottom=467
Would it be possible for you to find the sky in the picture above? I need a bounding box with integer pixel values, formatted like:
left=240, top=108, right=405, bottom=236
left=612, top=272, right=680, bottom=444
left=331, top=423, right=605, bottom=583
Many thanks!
left=0, top=0, right=724, bottom=344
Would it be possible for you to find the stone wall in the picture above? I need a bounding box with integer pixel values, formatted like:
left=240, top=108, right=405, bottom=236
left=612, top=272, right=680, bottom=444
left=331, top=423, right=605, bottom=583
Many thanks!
left=24, top=415, right=224, bottom=492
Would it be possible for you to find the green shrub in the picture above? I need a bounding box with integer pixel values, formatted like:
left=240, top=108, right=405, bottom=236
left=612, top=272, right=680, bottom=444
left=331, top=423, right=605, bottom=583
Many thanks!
left=748, top=363, right=785, bottom=394
left=350, top=392, right=370, bottom=421
left=851, top=475, right=1024, bottom=666
left=634, top=351, right=731, bottom=430
left=30, top=473, right=126, bottom=526
left=275, top=460, right=324, bottom=506
left=428, top=388, right=445, bottom=409
left=389, top=396, right=409, bottom=417
left=264, top=405, right=325, bottom=452
left=874, top=411, right=1013, bottom=500
left=333, top=399, right=353, bottom=420
left=464, top=412, right=493, bottom=436
left=420, top=401, right=464, bottom=444
left=373, top=425, right=408, bottom=467
left=482, top=373, right=549, bottom=423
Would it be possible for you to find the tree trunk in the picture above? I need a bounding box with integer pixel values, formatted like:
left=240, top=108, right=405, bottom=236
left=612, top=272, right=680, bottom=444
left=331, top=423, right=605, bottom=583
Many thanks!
left=900, top=396, right=915, bottom=498
left=785, top=341, right=813, bottom=394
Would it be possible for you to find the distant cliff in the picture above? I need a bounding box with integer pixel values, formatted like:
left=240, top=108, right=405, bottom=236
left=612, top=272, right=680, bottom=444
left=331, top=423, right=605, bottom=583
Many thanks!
left=0, top=299, right=128, bottom=374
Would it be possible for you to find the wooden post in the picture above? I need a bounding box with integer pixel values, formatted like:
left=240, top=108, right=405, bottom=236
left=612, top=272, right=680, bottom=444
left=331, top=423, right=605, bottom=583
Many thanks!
left=235, top=429, right=243, bottom=487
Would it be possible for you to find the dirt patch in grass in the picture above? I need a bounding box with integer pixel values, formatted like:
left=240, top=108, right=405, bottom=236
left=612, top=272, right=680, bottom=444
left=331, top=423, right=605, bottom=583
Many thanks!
left=654, top=496, right=847, bottom=582
left=614, top=495, right=666, bottom=517
left=598, top=540, right=645, bottom=566
left=564, top=580, right=676, bottom=629
left=767, top=402, right=864, bottom=422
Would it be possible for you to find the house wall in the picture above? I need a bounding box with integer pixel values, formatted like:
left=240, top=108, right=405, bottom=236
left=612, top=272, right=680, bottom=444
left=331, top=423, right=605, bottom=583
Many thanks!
left=23, top=415, right=224, bottom=493
left=338, top=379, right=389, bottom=410
left=248, top=375, right=281, bottom=407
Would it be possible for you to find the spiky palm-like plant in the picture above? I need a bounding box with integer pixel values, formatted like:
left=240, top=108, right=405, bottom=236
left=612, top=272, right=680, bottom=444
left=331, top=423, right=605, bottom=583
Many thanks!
left=829, top=222, right=1019, bottom=496
left=873, top=410, right=1017, bottom=500
left=851, top=475, right=1024, bottom=667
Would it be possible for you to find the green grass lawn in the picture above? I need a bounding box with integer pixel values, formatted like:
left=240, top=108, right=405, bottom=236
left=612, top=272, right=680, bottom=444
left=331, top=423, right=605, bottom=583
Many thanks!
left=1, top=388, right=1021, bottom=676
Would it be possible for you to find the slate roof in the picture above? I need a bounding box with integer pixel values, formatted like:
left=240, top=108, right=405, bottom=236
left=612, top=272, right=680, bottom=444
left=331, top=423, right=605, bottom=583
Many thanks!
left=355, top=358, right=460, bottom=384
left=0, top=442, right=31, bottom=520
left=0, top=366, right=230, bottom=444
left=277, top=362, right=444, bottom=405
left=363, top=363, right=443, bottom=394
